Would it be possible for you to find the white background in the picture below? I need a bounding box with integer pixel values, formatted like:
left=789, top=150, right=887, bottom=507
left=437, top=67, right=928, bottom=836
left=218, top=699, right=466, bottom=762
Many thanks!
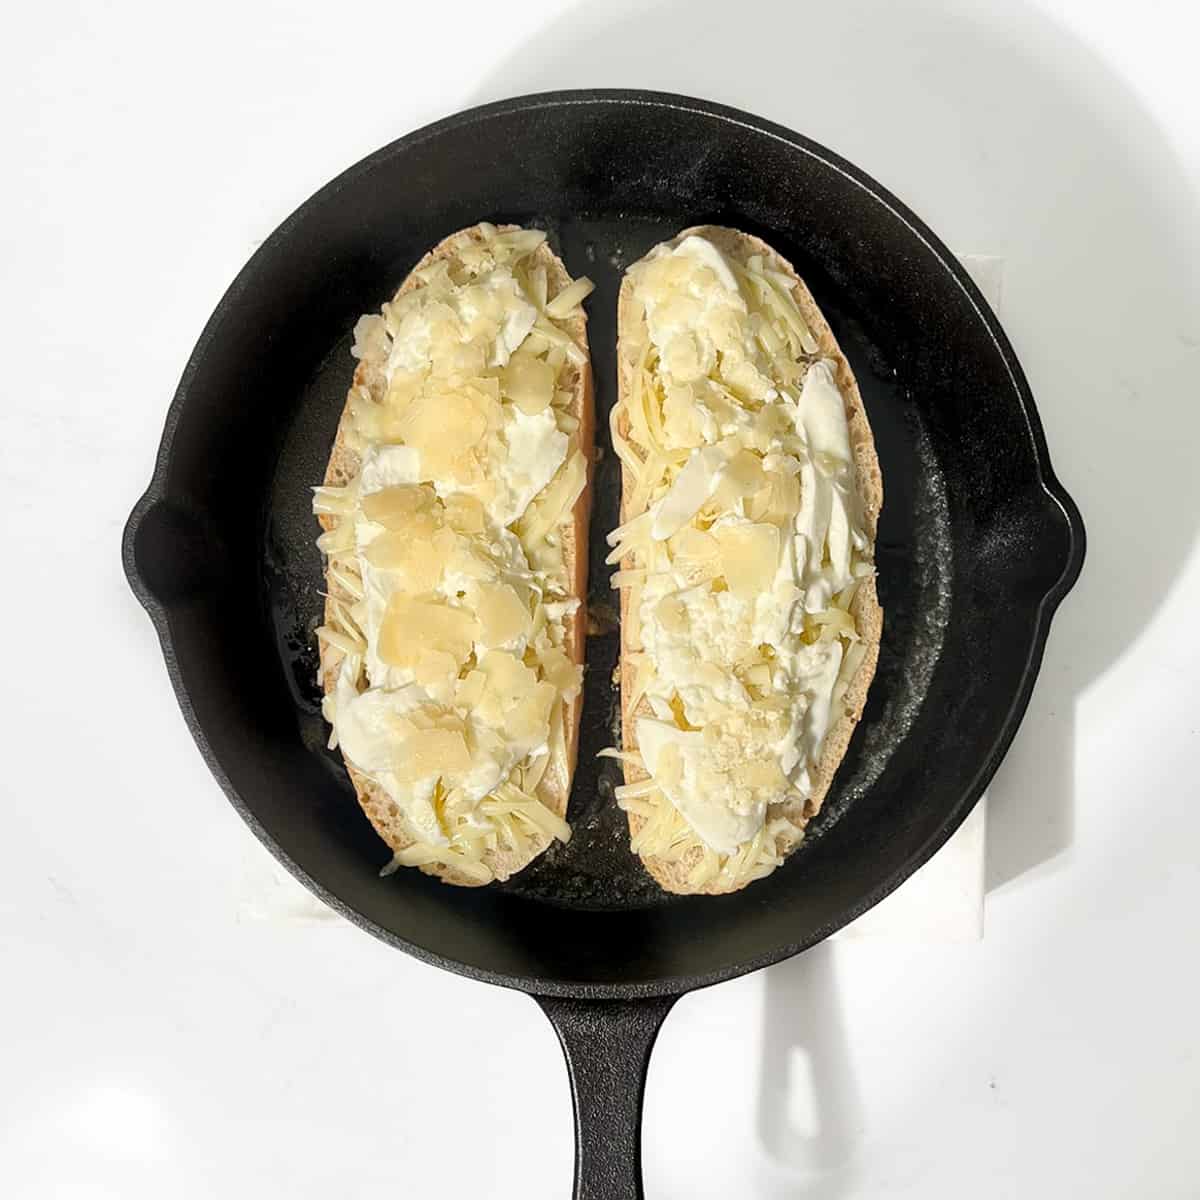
left=5, top=0, right=1200, bottom=1196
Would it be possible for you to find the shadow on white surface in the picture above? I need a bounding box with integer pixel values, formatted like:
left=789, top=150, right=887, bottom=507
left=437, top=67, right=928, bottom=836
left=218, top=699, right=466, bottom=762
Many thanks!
left=757, top=946, right=863, bottom=1196
left=477, top=0, right=1200, bottom=1187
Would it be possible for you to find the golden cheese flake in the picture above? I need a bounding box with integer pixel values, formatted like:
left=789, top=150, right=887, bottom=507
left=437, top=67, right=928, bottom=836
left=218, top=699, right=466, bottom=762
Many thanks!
left=710, top=449, right=767, bottom=512
left=395, top=389, right=489, bottom=482
left=502, top=349, right=557, bottom=415
left=476, top=650, right=556, bottom=745
left=384, top=368, right=425, bottom=414
left=394, top=726, right=472, bottom=785
left=360, top=483, right=436, bottom=528
left=476, top=581, right=533, bottom=647
left=412, top=648, right=461, bottom=691
left=442, top=493, right=486, bottom=535
left=712, top=522, right=780, bottom=601
left=365, top=527, right=460, bottom=595
left=669, top=525, right=719, bottom=562
left=751, top=469, right=801, bottom=526
left=455, top=669, right=486, bottom=710
left=379, top=596, right=478, bottom=669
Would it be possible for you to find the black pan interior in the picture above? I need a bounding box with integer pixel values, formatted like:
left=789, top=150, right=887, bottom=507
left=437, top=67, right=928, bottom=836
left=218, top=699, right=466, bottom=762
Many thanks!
left=126, top=92, right=1081, bottom=996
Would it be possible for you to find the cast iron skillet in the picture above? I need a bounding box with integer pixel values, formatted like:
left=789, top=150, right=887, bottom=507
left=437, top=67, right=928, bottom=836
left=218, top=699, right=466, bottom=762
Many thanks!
left=123, top=91, right=1084, bottom=1197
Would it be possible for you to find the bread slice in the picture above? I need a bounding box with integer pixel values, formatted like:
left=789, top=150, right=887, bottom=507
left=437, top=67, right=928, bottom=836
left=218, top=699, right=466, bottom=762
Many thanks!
left=317, top=224, right=593, bottom=886
left=615, top=225, right=882, bottom=895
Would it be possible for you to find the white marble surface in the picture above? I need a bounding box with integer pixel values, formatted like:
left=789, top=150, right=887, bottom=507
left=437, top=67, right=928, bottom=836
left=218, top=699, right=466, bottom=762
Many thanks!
left=4, top=0, right=1200, bottom=1196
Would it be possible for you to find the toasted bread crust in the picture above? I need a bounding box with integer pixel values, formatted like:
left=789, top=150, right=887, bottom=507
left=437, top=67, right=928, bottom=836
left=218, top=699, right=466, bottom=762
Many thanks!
left=317, top=224, right=592, bottom=885
left=616, top=225, right=882, bottom=895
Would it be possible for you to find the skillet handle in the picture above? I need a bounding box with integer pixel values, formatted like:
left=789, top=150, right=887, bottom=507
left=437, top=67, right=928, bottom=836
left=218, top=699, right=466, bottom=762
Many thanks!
left=535, top=994, right=678, bottom=1200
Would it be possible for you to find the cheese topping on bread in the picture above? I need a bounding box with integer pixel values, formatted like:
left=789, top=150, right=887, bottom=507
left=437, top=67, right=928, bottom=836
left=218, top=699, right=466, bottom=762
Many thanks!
left=608, top=234, right=875, bottom=875
left=313, top=226, right=592, bottom=883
